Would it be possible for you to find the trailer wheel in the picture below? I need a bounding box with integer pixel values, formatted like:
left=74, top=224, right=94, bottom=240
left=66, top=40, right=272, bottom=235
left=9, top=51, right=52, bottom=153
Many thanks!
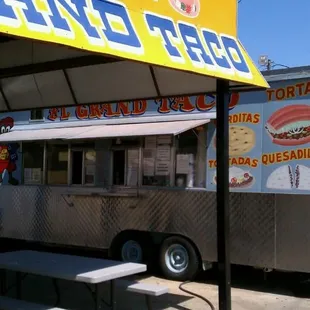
left=112, top=233, right=152, bottom=265
left=159, top=236, right=200, bottom=281
left=121, top=239, right=143, bottom=263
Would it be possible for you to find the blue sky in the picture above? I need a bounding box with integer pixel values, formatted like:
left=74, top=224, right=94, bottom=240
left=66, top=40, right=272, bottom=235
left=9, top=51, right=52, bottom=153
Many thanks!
left=238, top=0, right=309, bottom=70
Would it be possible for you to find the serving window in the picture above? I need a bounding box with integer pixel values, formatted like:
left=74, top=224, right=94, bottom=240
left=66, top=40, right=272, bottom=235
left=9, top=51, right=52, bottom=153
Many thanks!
left=111, top=137, right=141, bottom=187
left=19, top=140, right=98, bottom=186
left=47, top=143, right=69, bottom=185
left=22, top=142, right=44, bottom=185
left=17, top=124, right=207, bottom=189
left=175, top=125, right=206, bottom=188
left=142, top=135, right=173, bottom=186
left=71, top=147, right=96, bottom=186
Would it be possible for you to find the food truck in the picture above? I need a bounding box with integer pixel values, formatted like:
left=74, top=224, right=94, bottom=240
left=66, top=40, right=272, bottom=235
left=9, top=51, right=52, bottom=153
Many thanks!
left=1, top=66, right=310, bottom=281
left=0, top=0, right=268, bottom=287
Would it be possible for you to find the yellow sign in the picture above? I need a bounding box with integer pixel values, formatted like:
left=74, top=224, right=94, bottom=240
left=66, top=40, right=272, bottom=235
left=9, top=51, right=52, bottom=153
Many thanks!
left=0, top=0, right=268, bottom=88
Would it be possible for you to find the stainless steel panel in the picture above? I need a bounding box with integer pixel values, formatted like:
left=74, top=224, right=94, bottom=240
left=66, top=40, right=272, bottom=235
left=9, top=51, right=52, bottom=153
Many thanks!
left=0, top=185, right=278, bottom=270
left=230, top=193, right=276, bottom=268
left=275, top=194, right=310, bottom=272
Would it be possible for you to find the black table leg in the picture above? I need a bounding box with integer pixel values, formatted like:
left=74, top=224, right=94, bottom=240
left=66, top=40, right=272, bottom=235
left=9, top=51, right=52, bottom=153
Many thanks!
left=16, top=272, right=22, bottom=299
left=53, top=278, right=61, bottom=306
left=145, top=295, right=153, bottom=310
left=110, top=280, right=116, bottom=310
left=0, top=270, right=7, bottom=295
left=95, top=283, right=101, bottom=310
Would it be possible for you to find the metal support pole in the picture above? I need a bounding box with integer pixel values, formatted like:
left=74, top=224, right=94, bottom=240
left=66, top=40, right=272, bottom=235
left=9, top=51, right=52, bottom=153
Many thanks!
left=216, top=79, right=231, bottom=310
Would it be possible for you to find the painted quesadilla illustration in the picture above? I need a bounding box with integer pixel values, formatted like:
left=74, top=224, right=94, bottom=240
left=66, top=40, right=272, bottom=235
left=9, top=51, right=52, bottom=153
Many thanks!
left=266, top=164, right=310, bottom=191
left=265, top=104, right=310, bottom=146
left=213, top=166, right=254, bottom=189
left=266, top=165, right=294, bottom=190
left=295, top=164, right=310, bottom=191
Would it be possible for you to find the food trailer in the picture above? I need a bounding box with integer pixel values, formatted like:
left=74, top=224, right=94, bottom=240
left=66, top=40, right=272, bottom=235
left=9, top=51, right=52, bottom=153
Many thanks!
left=3, top=65, right=310, bottom=283
left=0, top=4, right=267, bottom=309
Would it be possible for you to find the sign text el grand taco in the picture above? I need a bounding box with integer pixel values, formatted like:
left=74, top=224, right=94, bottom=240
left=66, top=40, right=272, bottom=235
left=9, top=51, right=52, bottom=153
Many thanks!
left=0, top=0, right=251, bottom=79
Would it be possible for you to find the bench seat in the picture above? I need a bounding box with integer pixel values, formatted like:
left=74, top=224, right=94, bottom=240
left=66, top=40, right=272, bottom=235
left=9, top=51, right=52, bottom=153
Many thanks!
left=117, top=279, right=169, bottom=296
left=116, top=279, right=169, bottom=310
left=0, top=296, right=66, bottom=310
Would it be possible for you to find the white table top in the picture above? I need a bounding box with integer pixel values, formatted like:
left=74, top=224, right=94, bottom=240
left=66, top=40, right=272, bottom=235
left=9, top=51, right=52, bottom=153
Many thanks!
left=0, top=250, right=146, bottom=284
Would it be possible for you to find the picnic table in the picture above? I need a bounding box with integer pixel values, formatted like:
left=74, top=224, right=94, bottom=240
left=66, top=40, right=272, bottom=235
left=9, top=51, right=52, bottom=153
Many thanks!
left=0, top=250, right=147, bottom=309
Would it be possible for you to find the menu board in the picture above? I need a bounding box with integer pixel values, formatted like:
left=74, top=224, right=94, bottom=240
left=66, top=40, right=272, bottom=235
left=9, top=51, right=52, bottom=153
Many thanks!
left=155, top=161, right=170, bottom=175
left=176, top=154, right=190, bottom=174
left=156, top=145, right=171, bottom=161
left=145, top=136, right=157, bottom=149
left=155, top=138, right=171, bottom=176
left=206, top=103, right=263, bottom=192
left=262, top=100, right=310, bottom=194
left=143, top=149, right=155, bottom=176
left=127, top=149, right=139, bottom=186
left=143, top=136, right=171, bottom=185
left=157, top=135, right=172, bottom=145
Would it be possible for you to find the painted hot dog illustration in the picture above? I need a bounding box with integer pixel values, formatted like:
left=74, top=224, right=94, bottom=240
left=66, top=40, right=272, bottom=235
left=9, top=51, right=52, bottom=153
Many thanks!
left=169, top=0, right=200, bottom=17
left=265, top=105, right=310, bottom=146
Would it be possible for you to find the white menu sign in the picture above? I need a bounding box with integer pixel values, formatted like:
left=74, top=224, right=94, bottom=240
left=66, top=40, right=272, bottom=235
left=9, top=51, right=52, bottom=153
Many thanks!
left=145, top=136, right=157, bottom=149
left=156, top=145, right=171, bottom=161
left=176, top=154, right=190, bottom=174
left=155, top=161, right=170, bottom=176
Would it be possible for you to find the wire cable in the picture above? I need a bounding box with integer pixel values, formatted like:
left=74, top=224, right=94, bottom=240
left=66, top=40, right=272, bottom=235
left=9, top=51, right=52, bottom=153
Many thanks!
left=179, top=281, right=215, bottom=310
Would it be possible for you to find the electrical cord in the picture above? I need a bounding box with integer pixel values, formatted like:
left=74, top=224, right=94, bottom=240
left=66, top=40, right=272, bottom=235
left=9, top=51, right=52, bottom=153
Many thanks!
left=179, top=281, right=215, bottom=310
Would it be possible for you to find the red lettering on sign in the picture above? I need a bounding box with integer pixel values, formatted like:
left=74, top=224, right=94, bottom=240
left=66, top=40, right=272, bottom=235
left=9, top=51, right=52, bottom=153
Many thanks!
left=75, top=106, right=88, bottom=119
left=266, top=89, right=274, bottom=101
left=262, top=148, right=310, bottom=165
left=89, top=105, right=102, bottom=119
left=170, top=97, right=195, bottom=112
left=60, top=107, right=70, bottom=121
left=195, top=96, right=215, bottom=111
left=286, top=86, right=295, bottom=99
left=101, top=104, right=115, bottom=117
left=132, top=100, right=147, bottom=115
left=229, top=93, right=240, bottom=110
left=116, top=102, right=131, bottom=116
left=48, top=108, right=59, bottom=121
left=275, top=88, right=285, bottom=100
left=156, top=99, right=170, bottom=113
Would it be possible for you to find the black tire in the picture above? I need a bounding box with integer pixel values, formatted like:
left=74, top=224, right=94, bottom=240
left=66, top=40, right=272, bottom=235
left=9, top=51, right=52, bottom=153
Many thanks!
left=111, top=233, right=153, bottom=265
left=159, top=236, right=200, bottom=281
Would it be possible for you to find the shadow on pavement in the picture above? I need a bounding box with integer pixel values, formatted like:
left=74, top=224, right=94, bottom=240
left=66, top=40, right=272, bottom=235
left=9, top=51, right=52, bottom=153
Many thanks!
left=1, top=237, right=310, bottom=303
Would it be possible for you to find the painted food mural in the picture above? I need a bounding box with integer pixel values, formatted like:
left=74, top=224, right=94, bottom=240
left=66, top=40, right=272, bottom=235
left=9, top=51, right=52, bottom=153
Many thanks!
left=265, top=105, right=310, bottom=146
left=213, top=166, right=254, bottom=189
left=169, top=0, right=200, bottom=17
left=266, top=164, right=310, bottom=191
left=207, top=103, right=262, bottom=192
left=262, top=102, right=310, bottom=193
left=214, top=125, right=256, bottom=156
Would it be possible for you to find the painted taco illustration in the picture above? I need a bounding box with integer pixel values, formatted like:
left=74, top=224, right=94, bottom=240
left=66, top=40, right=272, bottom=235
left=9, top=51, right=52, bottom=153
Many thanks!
left=266, top=164, right=310, bottom=191
left=265, top=105, right=310, bottom=146
left=169, top=0, right=200, bottom=18
left=213, top=166, right=254, bottom=188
